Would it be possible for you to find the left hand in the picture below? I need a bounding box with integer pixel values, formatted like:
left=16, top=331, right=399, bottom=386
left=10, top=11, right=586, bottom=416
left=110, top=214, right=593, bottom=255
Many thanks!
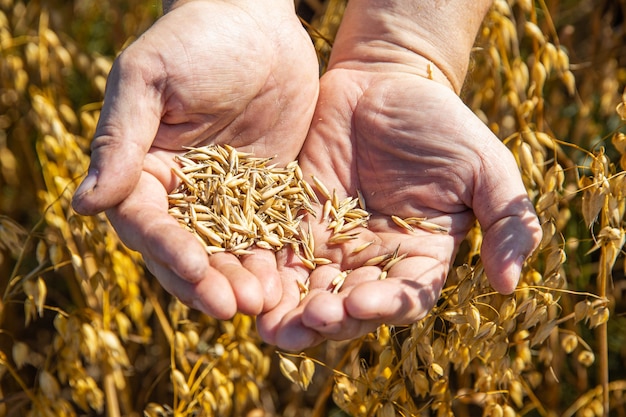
left=71, top=0, right=319, bottom=319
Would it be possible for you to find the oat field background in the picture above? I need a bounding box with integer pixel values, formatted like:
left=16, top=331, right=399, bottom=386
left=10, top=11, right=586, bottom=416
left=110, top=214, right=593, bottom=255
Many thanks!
left=1, top=0, right=625, bottom=416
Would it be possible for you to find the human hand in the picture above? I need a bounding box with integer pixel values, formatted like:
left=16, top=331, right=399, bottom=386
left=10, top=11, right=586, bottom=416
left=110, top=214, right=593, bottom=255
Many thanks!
left=258, top=69, right=542, bottom=350
left=257, top=0, right=542, bottom=351
left=71, top=0, right=319, bottom=318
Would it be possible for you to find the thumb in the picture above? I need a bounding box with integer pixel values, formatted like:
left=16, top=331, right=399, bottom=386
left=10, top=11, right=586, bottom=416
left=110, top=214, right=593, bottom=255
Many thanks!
left=72, top=51, right=163, bottom=215
left=473, top=141, right=542, bottom=294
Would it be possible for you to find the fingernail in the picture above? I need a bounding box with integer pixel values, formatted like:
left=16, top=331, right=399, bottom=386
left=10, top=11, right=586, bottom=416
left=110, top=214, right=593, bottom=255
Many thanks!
left=74, top=170, right=98, bottom=199
left=516, top=254, right=527, bottom=269
left=511, top=255, right=526, bottom=281
left=191, top=299, right=212, bottom=317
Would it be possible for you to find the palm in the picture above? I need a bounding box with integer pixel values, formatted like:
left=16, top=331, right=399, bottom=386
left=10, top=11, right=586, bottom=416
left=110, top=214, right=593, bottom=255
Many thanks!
left=97, top=1, right=319, bottom=184
left=258, top=69, right=541, bottom=350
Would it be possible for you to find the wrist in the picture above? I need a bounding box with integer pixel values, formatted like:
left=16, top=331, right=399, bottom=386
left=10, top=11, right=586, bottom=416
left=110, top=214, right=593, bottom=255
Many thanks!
left=163, top=0, right=296, bottom=14
left=328, top=0, right=493, bottom=93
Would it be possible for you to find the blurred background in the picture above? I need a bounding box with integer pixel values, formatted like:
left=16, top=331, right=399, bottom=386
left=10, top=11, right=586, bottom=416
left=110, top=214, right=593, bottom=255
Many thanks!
left=0, top=0, right=625, bottom=416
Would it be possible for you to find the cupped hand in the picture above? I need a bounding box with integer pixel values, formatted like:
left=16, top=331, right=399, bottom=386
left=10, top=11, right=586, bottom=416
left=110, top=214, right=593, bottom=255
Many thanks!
left=71, top=0, right=319, bottom=319
left=257, top=68, right=542, bottom=351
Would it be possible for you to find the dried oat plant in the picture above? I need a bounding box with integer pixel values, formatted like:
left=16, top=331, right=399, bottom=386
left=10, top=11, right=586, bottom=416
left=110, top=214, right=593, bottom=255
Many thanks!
left=0, top=0, right=625, bottom=416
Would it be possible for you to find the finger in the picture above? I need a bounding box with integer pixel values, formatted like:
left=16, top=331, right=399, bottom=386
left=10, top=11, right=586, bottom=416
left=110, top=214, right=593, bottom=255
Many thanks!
left=208, top=253, right=267, bottom=316
left=480, top=210, right=541, bottom=294
left=300, top=267, right=391, bottom=339
left=272, top=308, right=326, bottom=352
left=144, top=258, right=237, bottom=320
left=106, top=173, right=238, bottom=319
left=106, top=173, right=210, bottom=281
left=239, top=249, right=283, bottom=312
left=256, top=264, right=322, bottom=350
left=472, top=137, right=542, bottom=294
left=302, top=257, right=446, bottom=338
left=72, top=47, right=164, bottom=215
left=347, top=256, right=446, bottom=321
left=301, top=291, right=379, bottom=340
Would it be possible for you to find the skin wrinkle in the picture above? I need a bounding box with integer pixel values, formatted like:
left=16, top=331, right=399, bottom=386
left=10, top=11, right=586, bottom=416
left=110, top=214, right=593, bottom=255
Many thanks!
left=388, top=33, right=458, bottom=91
left=98, top=69, right=159, bottom=146
left=332, top=41, right=453, bottom=92
left=220, top=13, right=315, bottom=157
left=144, top=258, right=198, bottom=308
left=263, top=19, right=315, bottom=141
left=352, top=87, right=472, bottom=216
left=329, top=0, right=492, bottom=92
left=408, top=167, right=469, bottom=215
left=167, top=80, right=285, bottom=149
left=305, top=79, right=357, bottom=190
left=240, top=250, right=282, bottom=311
left=90, top=138, right=150, bottom=198
left=140, top=45, right=169, bottom=115
left=420, top=96, right=482, bottom=209
left=154, top=4, right=276, bottom=149
left=131, top=45, right=204, bottom=146
left=353, top=76, right=388, bottom=200
left=473, top=150, right=518, bottom=216
left=231, top=54, right=281, bottom=146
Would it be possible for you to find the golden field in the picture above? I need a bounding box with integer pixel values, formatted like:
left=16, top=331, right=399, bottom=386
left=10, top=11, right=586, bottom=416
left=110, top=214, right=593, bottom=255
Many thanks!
left=0, top=0, right=625, bottom=416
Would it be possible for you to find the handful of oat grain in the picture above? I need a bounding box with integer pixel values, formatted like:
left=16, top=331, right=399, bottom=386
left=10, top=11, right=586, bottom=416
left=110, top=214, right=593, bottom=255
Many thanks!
left=167, top=144, right=320, bottom=256
left=168, top=144, right=447, bottom=294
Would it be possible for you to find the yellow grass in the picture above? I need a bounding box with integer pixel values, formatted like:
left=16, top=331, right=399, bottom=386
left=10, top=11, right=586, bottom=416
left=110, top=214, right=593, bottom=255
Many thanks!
left=0, top=0, right=625, bottom=416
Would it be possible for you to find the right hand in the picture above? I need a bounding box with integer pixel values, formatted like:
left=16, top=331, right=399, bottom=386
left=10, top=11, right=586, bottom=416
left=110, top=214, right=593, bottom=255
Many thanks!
left=72, top=0, right=319, bottom=319
left=256, top=0, right=541, bottom=350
